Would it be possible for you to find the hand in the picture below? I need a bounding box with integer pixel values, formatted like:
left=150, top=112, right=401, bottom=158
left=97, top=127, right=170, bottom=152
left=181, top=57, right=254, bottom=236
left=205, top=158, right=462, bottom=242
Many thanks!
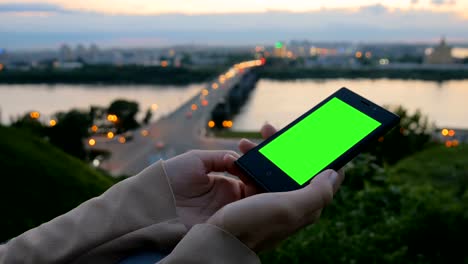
left=207, top=124, right=345, bottom=252
left=207, top=169, right=344, bottom=252
left=164, top=124, right=278, bottom=228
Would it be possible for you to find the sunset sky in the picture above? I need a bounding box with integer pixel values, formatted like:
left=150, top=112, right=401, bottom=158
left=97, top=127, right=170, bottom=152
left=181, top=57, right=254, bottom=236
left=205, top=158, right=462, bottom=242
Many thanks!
left=1, top=0, right=468, bottom=49
left=1, top=0, right=466, bottom=14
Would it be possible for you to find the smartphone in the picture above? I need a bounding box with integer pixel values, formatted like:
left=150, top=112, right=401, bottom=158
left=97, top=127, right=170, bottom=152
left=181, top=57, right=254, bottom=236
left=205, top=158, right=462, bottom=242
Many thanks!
left=235, top=87, right=400, bottom=192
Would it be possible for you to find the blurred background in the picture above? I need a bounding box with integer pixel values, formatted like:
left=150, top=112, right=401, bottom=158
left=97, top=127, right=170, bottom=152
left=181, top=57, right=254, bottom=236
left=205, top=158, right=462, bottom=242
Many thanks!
left=1, top=0, right=468, bottom=263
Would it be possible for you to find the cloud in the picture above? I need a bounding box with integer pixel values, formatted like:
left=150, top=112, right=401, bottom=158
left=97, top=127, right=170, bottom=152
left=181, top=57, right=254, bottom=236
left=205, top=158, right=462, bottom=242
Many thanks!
left=0, top=4, right=467, bottom=49
left=431, top=0, right=456, bottom=5
left=359, top=4, right=389, bottom=14
left=0, top=3, right=69, bottom=13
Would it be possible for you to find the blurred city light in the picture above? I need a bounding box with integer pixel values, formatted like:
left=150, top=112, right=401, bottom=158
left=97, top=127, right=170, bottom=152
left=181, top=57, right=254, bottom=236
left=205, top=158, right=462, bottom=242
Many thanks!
left=219, top=75, right=226, bottom=84
left=222, top=120, right=233, bottom=128
left=92, top=159, right=100, bottom=167
left=445, top=139, right=460, bottom=148
left=208, top=120, right=215, bottom=128
left=160, top=60, right=168, bottom=67
left=201, top=99, right=209, bottom=106
left=93, top=159, right=101, bottom=167
left=202, top=89, right=209, bottom=96
left=441, top=128, right=449, bottom=136
left=107, top=131, right=114, bottom=139
left=191, top=104, right=198, bottom=111
left=29, top=111, right=40, bottom=119
left=140, top=129, right=149, bottom=137
left=88, top=138, right=96, bottom=146
left=118, top=136, right=126, bottom=144
left=212, top=83, right=219, bottom=89
left=379, top=58, right=390, bottom=65
left=49, top=119, right=57, bottom=127
left=151, top=104, right=159, bottom=111
left=91, top=125, right=98, bottom=132
left=355, top=51, right=363, bottom=59
left=448, top=129, right=456, bottom=137
left=107, top=114, right=118, bottom=122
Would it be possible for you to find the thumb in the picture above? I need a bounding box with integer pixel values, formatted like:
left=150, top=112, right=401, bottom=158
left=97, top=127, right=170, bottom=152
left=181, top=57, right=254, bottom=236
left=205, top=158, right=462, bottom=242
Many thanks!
left=290, top=170, right=340, bottom=214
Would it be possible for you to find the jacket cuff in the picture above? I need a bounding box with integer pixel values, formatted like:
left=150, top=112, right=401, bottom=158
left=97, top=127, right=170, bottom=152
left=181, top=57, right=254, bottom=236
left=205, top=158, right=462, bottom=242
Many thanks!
left=161, top=224, right=260, bottom=264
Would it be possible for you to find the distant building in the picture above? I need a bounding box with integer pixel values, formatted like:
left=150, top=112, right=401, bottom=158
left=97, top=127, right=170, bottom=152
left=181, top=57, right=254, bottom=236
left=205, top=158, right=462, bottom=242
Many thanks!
left=59, top=44, right=74, bottom=62
left=53, top=61, right=83, bottom=70
left=0, top=48, right=6, bottom=59
left=425, top=37, right=453, bottom=64
left=273, top=42, right=287, bottom=58
left=75, top=44, right=87, bottom=59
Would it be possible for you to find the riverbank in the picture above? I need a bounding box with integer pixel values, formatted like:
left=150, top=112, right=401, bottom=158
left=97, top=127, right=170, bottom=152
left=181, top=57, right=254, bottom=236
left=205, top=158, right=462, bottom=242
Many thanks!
left=2, top=65, right=468, bottom=85
left=258, top=67, right=468, bottom=81
left=0, top=65, right=223, bottom=85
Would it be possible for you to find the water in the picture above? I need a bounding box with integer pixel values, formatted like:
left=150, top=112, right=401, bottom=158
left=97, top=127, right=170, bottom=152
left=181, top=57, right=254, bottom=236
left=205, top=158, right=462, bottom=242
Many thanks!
left=232, top=79, right=468, bottom=131
left=0, top=84, right=202, bottom=124
left=1, top=80, right=467, bottom=130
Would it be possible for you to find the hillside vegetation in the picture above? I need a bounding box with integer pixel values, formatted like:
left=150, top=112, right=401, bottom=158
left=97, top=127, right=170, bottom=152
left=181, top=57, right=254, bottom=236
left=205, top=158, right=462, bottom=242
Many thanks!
left=0, top=126, right=116, bottom=241
left=261, top=145, right=468, bottom=263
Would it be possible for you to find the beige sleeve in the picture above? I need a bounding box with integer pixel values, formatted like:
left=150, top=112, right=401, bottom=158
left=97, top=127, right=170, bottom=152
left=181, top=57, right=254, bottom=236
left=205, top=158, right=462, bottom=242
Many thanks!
left=159, top=224, right=260, bottom=264
left=0, top=161, right=184, bottom=264
left=0, top=160, right=261, bottom=264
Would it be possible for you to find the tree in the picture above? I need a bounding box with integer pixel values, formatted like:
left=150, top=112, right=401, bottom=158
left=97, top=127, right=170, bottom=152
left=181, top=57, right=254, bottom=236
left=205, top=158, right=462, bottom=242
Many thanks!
left=11, top=112, right=45, bottom=137
left=366, top=106, right=433, bottom=165
left=107, top=99, right=140, bottom=133
left=48, top=110, right=92, bottom=160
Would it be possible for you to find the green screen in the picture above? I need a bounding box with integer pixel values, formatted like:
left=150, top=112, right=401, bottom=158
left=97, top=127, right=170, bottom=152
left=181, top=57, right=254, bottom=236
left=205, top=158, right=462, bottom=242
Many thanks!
left=259, top=97, right=381, bottom=185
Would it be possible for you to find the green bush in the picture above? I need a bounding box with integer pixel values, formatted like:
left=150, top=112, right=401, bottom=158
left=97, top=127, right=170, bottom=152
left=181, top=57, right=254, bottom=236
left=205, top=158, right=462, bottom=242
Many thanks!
left=260, top=145, right=468, bottom=263
left=366, top=106, right=433, bottom=165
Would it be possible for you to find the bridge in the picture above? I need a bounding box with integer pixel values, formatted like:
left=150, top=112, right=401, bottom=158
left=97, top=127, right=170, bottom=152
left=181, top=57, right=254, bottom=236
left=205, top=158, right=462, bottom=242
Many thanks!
left=88, top=60, right=264, bottom=176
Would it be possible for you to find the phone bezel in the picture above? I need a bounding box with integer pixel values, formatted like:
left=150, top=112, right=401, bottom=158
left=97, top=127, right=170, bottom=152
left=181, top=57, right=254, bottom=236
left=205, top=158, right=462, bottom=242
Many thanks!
left=235, top=87, right=400, bottom=192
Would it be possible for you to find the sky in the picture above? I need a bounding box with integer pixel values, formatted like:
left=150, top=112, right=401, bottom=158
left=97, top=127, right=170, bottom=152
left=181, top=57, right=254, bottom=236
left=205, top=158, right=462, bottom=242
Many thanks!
left=1, top=0, right=468, bottom=50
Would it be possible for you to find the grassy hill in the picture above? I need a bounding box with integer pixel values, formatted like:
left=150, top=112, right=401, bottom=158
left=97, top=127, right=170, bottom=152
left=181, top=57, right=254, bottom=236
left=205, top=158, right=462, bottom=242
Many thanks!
left=389, top=144, right=468, bottom=193
left=0, top=126, right=116, bottom=241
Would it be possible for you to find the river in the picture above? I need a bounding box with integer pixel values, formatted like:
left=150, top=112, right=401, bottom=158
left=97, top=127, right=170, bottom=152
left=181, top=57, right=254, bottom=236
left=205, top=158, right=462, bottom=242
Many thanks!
left=1, top=79, right=467, bottom=130
left=0, top=84, right=202, bottom=124
left=232, top=79, right=468, bottom=131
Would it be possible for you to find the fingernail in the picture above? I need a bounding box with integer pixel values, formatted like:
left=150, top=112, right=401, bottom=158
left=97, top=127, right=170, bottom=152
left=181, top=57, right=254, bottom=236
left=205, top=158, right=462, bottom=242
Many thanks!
left=328, top=170, right=339, bottom=185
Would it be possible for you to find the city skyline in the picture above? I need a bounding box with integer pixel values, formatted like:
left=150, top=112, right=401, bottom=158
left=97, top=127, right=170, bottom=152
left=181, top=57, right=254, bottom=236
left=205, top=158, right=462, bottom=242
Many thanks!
left=1, top=1, right=468, bottom=50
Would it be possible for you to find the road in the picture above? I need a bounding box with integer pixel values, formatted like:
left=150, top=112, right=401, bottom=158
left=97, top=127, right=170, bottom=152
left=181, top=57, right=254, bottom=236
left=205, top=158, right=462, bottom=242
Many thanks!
left=89, top=64, right=260, bottom=176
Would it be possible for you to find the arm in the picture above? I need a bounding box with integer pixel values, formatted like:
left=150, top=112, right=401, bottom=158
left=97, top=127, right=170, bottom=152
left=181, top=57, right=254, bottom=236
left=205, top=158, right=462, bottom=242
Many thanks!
left=0, top=161, right=184, bottom=264
left=159, top=224, right=260, bottom=264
